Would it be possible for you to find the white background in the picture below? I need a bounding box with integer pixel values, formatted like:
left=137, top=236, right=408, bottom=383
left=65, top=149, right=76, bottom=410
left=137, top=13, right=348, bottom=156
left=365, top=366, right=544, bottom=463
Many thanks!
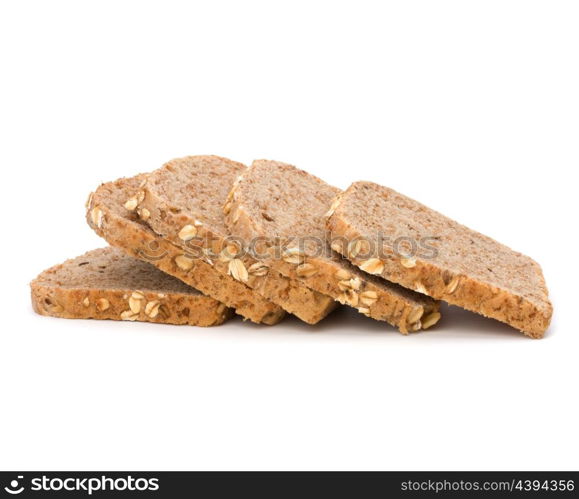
left=1, top=1, right=577, bottom=471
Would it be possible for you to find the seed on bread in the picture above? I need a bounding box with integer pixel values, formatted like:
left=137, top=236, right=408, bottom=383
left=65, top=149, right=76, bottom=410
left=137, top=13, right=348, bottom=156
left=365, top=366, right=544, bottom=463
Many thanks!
left=248, top=262, right=269, bottom=277
left=422, top=311, right=441, bottom=329
left=407, top=307, right=424, bottom=325
left=225, top=242, right=241, bottom=258
left=120, top=310, right=139, bottom=321
left=96, top=298, right=110, bottom=311
left=202, top=248, right=214, bottom=266
left=411, top=321, right=422, bottom=332
left=339, top=289, right=359, bottom=307
left=82, top=296, right=90, bottom=307
left=228, top=259, right=249, bottom=282
left=330, top=241, right=343, bottom=254
left=283, top=247, right=304, bottom=265
left=359, top=258, right=384, bottom=275
left=37, top=297, right=62, bottom=314
left=324, top=196, right=342, bottom=218
left=338, top=280, right=351, bottom=291
left=129, top=291, right=145, bottom=313
left=296, top=263, right=318, bottom=278
left=414, top=281, right=428, bottom=295
left=178, top=224, right=198, bottom=241
left=91, top=207, right=104, bottom=228
left=124, top=197, right=139, bottom=211
left=336, top=269, right=351, bottom=280
left=400, top=257, right=417, bottom=268
left=446, top=276, right=461, bottom=294
left=348, top=240, right=363, bottom=259
left=145, top=300, right=161, bottom=318
left=175, top=255, right=194, bottom=271
left=360, top=290, right=378, bottom=306
left=138, top=207, right=151, bottom=221
left=338, top=277, right=361, bottom=291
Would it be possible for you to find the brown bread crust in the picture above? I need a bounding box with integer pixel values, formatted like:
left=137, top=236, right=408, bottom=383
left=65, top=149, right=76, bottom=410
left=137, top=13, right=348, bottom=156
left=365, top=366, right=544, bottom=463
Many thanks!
left=31, top=248, right=233, bottom=326
left=326, top=182, right=553, bottom=338
left=86, top=175, right=286, bottom=325
left=224, top=160, right=440, bottom=334
left=137, top=155, right=337, bottom=324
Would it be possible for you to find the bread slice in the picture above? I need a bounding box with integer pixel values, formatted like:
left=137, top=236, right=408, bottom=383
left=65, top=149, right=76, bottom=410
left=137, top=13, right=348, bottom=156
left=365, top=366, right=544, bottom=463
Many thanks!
left=31, top=247, right=233, bottom=326
left=223, top=159, right=440, bottom=333
left=86, top=175, right=286, bottom=325
left=135, top=155, right=337, bottom=324
left=326, top=181, right=553, bottom=338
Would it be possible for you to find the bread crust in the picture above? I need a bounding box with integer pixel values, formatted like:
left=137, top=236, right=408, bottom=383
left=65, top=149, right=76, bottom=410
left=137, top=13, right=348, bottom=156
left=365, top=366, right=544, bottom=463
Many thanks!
left=138, top=156, right=337, bottom=324
left=31, top=248, right=233, bottom=327
left=224, top=160, right=440, bottom=334
left=326, top=182, right=553, bottom=338
left=86, top=175, right=286, bottom=325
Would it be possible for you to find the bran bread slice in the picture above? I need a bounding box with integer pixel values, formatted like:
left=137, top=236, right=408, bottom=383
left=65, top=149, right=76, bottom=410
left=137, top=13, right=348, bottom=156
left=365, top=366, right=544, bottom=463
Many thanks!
left=223, top=159, right=440, bottom=333
left=31, top=247, right=233, bottom=326
left=325, top=181, right=553, bottom=338
left=135, top=155, right=337, bottom=324
left=86, top=174, right=286, bottom=325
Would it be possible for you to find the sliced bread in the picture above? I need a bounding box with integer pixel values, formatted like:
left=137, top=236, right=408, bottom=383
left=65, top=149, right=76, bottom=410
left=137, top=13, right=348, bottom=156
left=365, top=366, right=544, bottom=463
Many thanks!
left=86, top=175, right=286, bottom=325
left=223, top=159, right=440, bottom=333
left=135, top=155, right=337, bottom=324
left=325, top=181, right=553, bottom=338
left=31, top=247, right=233, bottom=326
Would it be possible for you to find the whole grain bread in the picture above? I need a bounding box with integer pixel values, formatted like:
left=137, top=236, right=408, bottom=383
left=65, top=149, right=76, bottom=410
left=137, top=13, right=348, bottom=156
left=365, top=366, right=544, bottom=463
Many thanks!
left=31, top=247, right=233, bottom=326
left=325, top=181, right=553, bottom=338
left=86, top=175, right=286, bottom=325
left=223, top=159, right=440, bottom=333
left=135, top=155, right=337, bottom=324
